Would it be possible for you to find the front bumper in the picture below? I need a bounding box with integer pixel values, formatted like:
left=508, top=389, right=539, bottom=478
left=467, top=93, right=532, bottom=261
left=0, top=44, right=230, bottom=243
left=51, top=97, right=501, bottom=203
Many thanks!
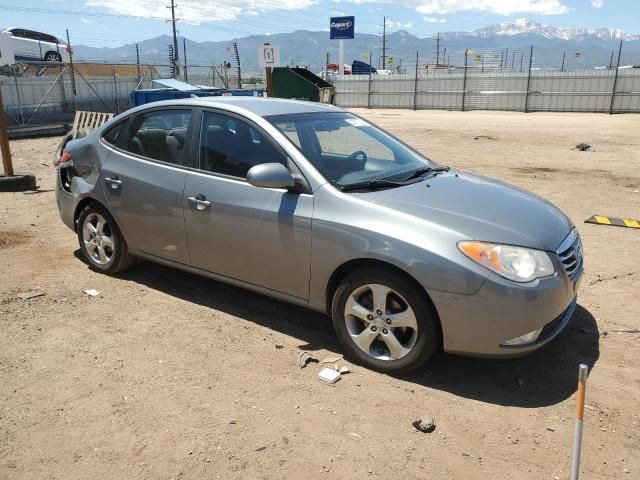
left=430, top=264, right=582, bottom=357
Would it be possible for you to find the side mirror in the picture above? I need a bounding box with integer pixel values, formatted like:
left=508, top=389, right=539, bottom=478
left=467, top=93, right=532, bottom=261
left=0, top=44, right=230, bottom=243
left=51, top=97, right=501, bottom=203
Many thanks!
left=246, top=163, right=296, bottom=190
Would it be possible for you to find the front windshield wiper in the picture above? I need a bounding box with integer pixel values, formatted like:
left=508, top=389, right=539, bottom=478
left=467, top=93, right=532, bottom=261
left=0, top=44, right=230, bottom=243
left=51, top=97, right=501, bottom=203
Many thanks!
left=401, top=165, right=450, bottom=182
left=339, top=178, right=413, bottom=192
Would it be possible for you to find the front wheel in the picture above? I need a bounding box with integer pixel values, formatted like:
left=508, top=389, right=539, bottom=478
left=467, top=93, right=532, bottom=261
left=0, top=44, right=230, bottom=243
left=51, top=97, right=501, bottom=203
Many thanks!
left=76, top=204, right=135, bottom=274
left=332, top=268, right=441, bottom=374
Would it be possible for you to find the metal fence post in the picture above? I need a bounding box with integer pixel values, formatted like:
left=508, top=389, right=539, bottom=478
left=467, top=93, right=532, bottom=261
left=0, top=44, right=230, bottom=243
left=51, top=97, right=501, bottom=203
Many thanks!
left=461, top=49, right=468, bottom=112
left=413, top=50, right=419, bottom=110
left=66, top=30, right=77, bottom=113
left=112, top=65, right=120, bottom=114
left=524, top=45, right=534, bottom=113
left=367, top=51, right=372, bottom=109
left=13, top=69, right=25, bottom=126
left=609, top=40, right=623, bottom=115
left=59, top=66, right=68, bottom=113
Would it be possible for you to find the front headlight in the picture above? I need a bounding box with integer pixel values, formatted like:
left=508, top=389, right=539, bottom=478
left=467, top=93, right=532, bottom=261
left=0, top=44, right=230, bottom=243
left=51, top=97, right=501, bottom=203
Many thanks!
left=458, top=241, right=555, bottom=283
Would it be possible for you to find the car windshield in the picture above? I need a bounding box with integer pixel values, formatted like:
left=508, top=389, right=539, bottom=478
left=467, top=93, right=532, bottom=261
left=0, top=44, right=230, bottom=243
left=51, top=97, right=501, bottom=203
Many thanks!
left=265, top=112, right=433, bottom=188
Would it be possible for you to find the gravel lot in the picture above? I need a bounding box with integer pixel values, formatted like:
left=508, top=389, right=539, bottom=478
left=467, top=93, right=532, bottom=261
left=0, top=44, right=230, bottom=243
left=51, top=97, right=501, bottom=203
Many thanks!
left=1, top=109, right=639, bottom=480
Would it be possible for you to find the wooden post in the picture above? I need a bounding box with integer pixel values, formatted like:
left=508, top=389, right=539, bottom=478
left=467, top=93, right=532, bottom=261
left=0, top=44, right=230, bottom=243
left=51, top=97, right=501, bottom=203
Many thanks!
left=0, top=90, right=14, bottom=177
left=265, top=67, right=274, bottom=98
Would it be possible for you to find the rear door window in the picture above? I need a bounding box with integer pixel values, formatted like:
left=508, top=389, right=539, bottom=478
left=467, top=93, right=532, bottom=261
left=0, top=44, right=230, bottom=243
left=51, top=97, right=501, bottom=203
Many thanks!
left=122, top=110, right=192, bottom=165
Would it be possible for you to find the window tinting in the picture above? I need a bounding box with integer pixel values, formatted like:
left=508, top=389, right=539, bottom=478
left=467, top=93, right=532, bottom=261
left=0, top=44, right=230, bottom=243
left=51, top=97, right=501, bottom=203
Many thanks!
left=102, top=121, right=126, bottom=146
left=199, top=111, right=287, bottom=178
left=123, top=110, right=191, bottom=165
left=40, top=34, right=59, bottom=44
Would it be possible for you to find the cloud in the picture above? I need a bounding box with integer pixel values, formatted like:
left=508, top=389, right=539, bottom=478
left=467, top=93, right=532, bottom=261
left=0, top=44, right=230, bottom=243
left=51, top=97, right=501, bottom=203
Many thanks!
left=424, top=16, right=447, bottom=23
left=591, top=0, right=604, bottom=8
left=85, top=0, right=318, bottom=24
left=349, top=0, right=569, bottom=16
left=386, top=20, right=414, bottom=29
left=81, top=18, right=92, bottom=24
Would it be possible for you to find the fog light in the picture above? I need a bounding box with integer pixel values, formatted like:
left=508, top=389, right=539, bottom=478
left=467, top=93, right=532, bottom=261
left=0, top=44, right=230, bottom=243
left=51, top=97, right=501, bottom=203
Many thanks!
left=501, top=327, right=543, bottom=346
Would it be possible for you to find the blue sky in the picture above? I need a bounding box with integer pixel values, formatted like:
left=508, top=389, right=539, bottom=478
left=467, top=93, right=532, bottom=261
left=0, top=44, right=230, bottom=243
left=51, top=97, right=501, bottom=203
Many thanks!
left=1, top=0, right=637, bottom=47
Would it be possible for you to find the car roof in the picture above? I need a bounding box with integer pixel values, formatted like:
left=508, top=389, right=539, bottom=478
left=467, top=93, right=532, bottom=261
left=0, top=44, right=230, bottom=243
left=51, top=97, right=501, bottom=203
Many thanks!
left=140, top=97, right=343, bottom=117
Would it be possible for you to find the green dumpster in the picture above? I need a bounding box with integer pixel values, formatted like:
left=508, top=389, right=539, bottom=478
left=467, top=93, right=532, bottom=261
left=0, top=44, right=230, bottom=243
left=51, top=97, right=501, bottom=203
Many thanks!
left=271, top=67, right=335, bottom=103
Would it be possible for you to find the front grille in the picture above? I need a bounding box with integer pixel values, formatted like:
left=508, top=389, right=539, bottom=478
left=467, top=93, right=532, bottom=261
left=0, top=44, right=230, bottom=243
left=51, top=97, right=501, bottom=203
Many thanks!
left=557, top=230, right=583, bottom=279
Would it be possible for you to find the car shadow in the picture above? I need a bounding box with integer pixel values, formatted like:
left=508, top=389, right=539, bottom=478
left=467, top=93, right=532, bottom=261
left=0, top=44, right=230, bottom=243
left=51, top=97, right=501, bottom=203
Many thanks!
left=79, top=254, right=600, bottom=408
left=404, top=304, right=600, bottom=408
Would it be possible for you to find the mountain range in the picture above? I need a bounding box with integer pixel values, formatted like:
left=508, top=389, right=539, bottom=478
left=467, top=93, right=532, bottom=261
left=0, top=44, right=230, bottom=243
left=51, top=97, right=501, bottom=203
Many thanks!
left=72, top=18, right=640, bottom=73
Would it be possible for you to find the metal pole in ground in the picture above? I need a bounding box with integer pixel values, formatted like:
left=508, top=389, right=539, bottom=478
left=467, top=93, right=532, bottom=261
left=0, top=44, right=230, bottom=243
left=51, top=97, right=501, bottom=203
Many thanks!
left=461, top=49, right=469, bottom=112
left=609, top=40, right=623, bottom=115
left=570, top=364, right=589, bottom=480
left=413, top=50, right=419, bottom=110
left=112, top=64, right=120, bottom=114
left=66, top=29, right=77, bottom=112
left=12, top=68, right=24, bottom=126
left=524, top=45, right=534, bottom=113
left=367, top=52, right=372, bottom=109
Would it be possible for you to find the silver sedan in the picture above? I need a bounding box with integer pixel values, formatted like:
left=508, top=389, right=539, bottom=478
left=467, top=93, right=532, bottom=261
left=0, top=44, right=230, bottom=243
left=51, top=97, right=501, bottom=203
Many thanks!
left=55, top=98, right=583, bottom=373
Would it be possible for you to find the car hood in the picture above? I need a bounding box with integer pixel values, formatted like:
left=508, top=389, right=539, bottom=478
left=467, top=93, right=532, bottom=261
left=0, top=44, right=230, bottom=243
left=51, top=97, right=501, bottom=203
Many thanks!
left=360, top=169, right=573, bottom=252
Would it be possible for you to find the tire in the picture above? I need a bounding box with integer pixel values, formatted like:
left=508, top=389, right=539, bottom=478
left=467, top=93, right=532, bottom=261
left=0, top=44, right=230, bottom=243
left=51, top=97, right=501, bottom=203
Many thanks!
left=76, top=203, right=135, bottom=274
left=44, top=51, right=62, bottom=62
left=331, top=267, right=441, bottom=374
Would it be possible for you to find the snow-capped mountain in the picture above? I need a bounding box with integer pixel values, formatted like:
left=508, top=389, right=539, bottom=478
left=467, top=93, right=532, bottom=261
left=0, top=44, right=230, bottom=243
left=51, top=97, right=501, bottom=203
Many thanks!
left=469, top=18, right=639, bottom=41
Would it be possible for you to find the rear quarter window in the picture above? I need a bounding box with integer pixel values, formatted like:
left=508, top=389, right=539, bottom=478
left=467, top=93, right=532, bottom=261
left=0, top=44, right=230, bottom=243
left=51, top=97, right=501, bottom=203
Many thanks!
left=102, top=121, right=127, bottom=146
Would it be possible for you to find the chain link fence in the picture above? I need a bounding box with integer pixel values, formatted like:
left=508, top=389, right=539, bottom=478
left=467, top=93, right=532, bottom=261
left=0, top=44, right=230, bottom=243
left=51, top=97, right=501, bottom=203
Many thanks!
left=0, top=61, right=247, bottom=129
left=330, top=43, right=640, bottom=113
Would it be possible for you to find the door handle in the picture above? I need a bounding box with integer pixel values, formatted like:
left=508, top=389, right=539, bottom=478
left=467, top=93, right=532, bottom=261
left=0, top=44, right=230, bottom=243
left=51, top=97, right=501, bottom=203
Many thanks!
left=187, top=195, right=212, bottom=211
left=104, top=177, right=123, bottom=190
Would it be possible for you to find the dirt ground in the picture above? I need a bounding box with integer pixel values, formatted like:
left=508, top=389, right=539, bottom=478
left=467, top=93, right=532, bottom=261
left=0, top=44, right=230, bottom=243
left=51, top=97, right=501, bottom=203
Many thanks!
left=1, top=109, right=639, bottom=480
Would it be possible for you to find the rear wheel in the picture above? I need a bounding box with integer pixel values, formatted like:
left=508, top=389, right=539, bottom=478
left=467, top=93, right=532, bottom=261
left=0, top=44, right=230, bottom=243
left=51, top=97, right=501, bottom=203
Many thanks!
left=76, top=204, right=135, bottom=274
left=44, top=51, right=62, bottom=62
left=332, top=268, right=441, bottom=374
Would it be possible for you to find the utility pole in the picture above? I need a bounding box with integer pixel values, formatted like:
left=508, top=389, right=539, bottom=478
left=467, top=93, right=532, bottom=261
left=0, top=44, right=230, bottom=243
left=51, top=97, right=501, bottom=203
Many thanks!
left=435, top=32, right=441, bottom=65
left=561, top=51, right=566, bottom=72
left=183, top=38, right=188, bottom=82
left=167, top=0, right=180, bottom=77
left=381, top=16, right=387, bottom=68
left=442, top=47, right=446, bottom=66
left=136, top=43, right=141, bottom=82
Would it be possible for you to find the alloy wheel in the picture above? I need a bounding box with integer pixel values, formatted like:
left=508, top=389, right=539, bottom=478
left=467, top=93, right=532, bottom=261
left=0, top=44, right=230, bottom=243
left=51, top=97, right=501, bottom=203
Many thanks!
left=82, top=213, right=115, bottom=265
left=343, top=283, right=419, bottom=361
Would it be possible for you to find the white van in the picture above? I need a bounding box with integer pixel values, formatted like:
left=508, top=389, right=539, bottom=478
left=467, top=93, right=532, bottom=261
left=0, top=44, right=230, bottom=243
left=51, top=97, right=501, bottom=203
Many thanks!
left=2, top=27, right=71, bottom=62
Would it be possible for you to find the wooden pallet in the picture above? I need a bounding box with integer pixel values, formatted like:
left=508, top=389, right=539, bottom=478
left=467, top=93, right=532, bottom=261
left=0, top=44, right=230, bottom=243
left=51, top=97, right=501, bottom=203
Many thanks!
left=71, top=111, right=114, bottom=136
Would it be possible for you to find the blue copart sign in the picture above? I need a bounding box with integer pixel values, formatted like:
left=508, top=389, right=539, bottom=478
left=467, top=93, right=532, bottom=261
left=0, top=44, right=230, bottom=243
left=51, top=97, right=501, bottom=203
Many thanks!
left=330, top=16, right=355, bottom=40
